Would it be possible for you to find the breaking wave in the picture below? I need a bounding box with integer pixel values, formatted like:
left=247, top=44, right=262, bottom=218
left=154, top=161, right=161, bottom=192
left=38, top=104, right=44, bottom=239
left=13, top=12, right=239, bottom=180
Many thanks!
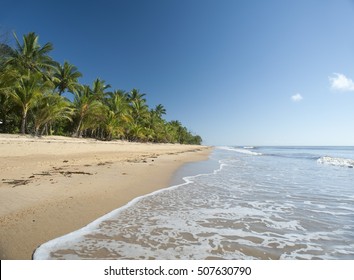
left=317, top=156, right=354, bottom=168
left=218, top=146, right=262, bottom=156
left=32, top=146, right=354, bottom=260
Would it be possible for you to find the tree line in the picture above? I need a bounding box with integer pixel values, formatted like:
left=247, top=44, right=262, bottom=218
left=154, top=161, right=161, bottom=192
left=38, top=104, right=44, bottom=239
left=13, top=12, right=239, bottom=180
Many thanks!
left=0, top=32, right=202, bottom=145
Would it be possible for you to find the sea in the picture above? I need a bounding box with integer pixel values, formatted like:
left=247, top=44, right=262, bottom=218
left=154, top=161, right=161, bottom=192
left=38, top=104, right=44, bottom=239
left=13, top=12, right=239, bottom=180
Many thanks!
left=33, top=146, right=354, bottom=260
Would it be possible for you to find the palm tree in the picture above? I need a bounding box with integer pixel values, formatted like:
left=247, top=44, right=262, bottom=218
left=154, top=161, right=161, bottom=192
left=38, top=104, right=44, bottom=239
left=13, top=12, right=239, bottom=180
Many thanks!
left=0, top=43, right=14, bottom=68
left=104, top=90, right=132, bottom=139
left=147, top=104, right=166, bottom=142
left=168, top=120, right=188, bottom=143
left=72, top=85, right=104, bottom=137
left=92, top=78, right=110, bottom=101
left=52, top=61, right=82, bottom=95
left=0, top=31, right=204, bottom=144
left=0, top=43, right=18, bottom=95
left=5, top=32, right=56, bottom=75
left=33, top=94, right=73, bottom=136
left=131, top=98, right=149, bottom=125
left=0, top=89, right=19, bottom=133
left=154, top=104, right=166, bottom=118
left=127, top=123, right=146, bottom=142
left=102, top=110, right=121, bottom=140
left=162, top=122, right=176, bottom=143
left=9, top=71, right=52, bottom=134
left=0, top=44, right=20, bottom=133
left=107, top=90, right=131, bottom=119
left=127, top=88, right=146, bottom=103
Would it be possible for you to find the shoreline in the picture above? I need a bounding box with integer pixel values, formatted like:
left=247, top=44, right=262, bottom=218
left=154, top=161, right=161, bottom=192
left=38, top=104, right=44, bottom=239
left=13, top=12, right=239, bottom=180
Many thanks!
left=0, top=134, right=212, bottom=260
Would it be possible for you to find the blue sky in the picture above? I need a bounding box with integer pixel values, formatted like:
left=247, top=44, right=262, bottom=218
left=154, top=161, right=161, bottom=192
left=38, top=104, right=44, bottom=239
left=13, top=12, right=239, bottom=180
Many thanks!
left=1, top=0, right=354, bottom=145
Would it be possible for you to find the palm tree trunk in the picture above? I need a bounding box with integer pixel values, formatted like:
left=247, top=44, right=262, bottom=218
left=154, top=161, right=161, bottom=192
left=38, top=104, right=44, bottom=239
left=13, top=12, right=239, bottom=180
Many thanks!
left=49, top=121, right=53, bottom=135
left=74, top=118, right=82, bottom=137
left=20, top=110, right=27, bottom=134
left=41, top=125, right=46, bottom=136
left=35, top=126, right=40, bottom=137
left=43, top=124, right=48, bottom=135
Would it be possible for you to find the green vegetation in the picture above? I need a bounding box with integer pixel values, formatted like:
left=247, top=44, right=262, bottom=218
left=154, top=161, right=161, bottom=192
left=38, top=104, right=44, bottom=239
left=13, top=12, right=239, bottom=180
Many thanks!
left=0, top=32, right=202, bottom=144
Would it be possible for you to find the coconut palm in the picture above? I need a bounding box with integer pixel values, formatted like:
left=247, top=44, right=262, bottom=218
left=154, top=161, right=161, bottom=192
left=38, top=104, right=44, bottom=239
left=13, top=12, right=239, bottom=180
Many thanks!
left=162, top=122, right=175, bottom=143
left=0, top=43, right=18, bottom=94
left=104, top=90, right=133, bottom=139
left=9, top=71, right=52, bottom=134
left=0, top=43, right=14, bottom=68
left=5, top=32, right=56, bottom=75
left=102, top=110, right=122, bottom=140
left=131, top=98, right=150, bottom=126
left=33, top=94, right=73, bottom=136
left=72, top=85, right=104, bottom=137
left=0, top=90, right=20, bottom=133
left=0, top=46, right=19, bottom=132
left=1, top=31, right=203, bottom=144
left=92, top=78, right=110, bottom=101
left=52, top=61, right=82, bottom=95
left=146, top=104, right=166, bottom=142
left=168, top=120, right=188, bottom=143
left=126, top=89, right=152, bottom=139
left=127, top=123, right=146, bottom=142
left=127, top=88, right=146, bottom=103
left=154, top=104, right=166, bottom=118
left=0, top=67, right=18, bottom=91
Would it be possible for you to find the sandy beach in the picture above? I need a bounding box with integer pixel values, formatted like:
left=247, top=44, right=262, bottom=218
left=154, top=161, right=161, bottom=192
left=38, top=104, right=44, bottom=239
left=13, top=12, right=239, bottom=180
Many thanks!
left=0, top=134, right=212, bottom=260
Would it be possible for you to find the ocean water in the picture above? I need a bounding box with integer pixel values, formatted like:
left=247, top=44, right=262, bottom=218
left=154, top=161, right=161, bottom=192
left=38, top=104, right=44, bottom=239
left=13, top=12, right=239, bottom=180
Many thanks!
left=33, top=146, right=354, bottom=260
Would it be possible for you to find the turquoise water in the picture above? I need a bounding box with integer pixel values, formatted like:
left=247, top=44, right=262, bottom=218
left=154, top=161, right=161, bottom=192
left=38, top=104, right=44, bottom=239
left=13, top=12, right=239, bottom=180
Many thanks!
left=34, top=146, right=354, bottom=260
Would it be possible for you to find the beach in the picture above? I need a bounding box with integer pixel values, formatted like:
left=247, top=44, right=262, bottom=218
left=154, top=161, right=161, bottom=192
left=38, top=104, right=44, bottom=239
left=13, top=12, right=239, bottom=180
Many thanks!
left=0, top=134, right=212, bottom=260
left=32, top=146, right=354, bottom=260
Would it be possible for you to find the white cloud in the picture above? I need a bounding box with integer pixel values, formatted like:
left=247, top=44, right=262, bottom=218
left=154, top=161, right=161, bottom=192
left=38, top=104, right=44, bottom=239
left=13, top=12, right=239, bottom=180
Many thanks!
left=329, top=73, right=354, bottom=91
left=291, top=93, right=303, bottom=102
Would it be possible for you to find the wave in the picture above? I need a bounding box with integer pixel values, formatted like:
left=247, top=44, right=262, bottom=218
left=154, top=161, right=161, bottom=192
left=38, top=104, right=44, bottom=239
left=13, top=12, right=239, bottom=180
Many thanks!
left=317, top=156, right=354, bottom=168
left=33, top=159, right=225, bottom=259
left=268, top=152, right=320, bottom=160
left=218, top=146, right=262, bottom=156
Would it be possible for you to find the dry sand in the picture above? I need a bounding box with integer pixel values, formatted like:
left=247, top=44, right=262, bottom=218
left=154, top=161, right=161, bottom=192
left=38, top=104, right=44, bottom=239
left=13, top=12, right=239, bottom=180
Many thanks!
left=0, top=134, right=212, bottom=260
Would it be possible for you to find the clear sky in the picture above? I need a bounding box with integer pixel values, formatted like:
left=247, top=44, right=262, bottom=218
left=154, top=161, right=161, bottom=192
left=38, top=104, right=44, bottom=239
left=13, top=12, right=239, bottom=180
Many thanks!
left=1, top=0, right=354, bottom=146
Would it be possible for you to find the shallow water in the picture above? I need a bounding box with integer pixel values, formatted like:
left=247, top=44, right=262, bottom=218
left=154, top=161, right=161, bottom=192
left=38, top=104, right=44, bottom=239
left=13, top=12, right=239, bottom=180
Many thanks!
left=34, top=146, right=354, bottom=260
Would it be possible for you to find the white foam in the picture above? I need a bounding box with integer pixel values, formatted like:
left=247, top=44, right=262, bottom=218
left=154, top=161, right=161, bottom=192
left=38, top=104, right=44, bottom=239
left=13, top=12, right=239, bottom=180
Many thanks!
left=33, top=148, right=354, bottom=260
left=218, top=146, right=262, bottom=156
left=317, top=156, right=354, bottom=168
left=33, top=159, right=226, bottom=260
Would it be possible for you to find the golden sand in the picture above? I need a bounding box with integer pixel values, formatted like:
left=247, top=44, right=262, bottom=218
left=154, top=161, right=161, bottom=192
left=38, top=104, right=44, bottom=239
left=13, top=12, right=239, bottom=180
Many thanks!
left=0, top=134, right=212, bottom=259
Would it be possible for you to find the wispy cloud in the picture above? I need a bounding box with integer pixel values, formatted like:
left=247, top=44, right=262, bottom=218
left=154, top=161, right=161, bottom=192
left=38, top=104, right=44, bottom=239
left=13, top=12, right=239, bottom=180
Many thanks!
left=329, top=73, right=354, bottom=91
left=291, top=93, right=303, bottom=102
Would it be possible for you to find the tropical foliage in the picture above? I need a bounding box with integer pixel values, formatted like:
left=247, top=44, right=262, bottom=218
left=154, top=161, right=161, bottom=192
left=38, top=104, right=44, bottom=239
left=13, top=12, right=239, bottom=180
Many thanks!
left=0, top=32, right=202, bottom=145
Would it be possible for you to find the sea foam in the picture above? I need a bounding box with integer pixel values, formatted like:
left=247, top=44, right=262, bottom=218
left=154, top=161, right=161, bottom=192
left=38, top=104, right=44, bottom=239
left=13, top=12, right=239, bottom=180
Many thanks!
left=33, top=147, right=354, bottom=260
left=218, top=146, right=262, bottom=156
left=317, top=156, right=354, bottom=168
